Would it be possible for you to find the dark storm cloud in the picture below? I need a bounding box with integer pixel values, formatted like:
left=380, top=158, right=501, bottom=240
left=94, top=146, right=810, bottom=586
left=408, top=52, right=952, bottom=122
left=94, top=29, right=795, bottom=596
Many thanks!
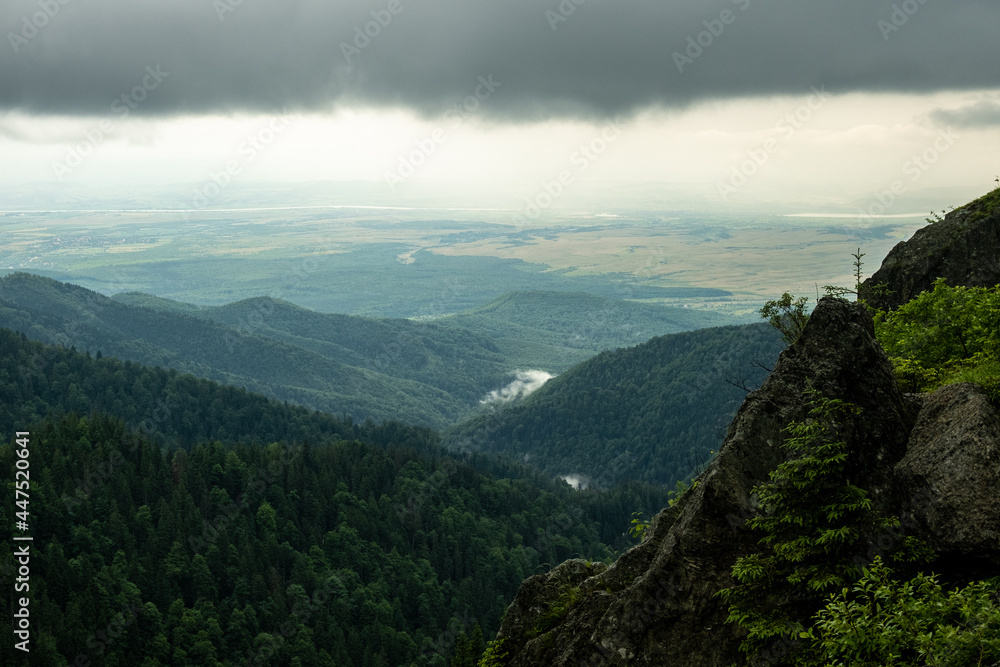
left=1, top=0, right=997, bottom=121
left=929, top=100, right=1000, bottom=129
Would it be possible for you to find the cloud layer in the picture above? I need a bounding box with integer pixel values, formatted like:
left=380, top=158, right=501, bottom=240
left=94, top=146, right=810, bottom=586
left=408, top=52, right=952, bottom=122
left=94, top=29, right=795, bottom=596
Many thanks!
left=929, top=99, right=1000, bottom=129
left=481, top=370, right=555, bottom=405
left=2, top=0, right=998, bottom=120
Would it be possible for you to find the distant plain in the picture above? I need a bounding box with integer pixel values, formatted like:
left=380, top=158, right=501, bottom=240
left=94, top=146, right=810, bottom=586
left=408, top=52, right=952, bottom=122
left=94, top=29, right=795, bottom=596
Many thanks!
left=0, top=205, right=927, bottom=319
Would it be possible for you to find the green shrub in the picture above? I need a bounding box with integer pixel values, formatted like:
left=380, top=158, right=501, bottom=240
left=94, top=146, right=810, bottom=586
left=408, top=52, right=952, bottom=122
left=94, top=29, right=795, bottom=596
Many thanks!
left=628, top=511, right=651, bottom=540
left=477, top=638, right=508, bottom=667
left=875, top=278, right=1000, bottom=400
left=966, top=186, right=1000, bottom=222
left=801, top=557, right=1000, bottom=666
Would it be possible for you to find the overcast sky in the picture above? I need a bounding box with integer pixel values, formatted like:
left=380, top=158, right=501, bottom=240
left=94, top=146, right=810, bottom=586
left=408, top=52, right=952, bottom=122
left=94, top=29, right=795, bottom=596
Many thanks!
left=1, top=0, right=998, bottom=210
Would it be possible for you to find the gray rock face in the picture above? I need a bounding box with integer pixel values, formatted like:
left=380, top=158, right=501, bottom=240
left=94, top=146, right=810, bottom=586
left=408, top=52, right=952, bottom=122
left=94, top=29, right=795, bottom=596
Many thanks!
left=496, top=298, right=916, bottom=666
left=894, top=383, right=1000, bottom=564
left=862, top=194, right=1000, bottom=311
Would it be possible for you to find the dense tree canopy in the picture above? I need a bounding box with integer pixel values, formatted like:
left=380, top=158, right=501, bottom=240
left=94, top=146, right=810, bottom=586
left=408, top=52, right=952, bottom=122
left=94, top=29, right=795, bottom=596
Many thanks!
left=0, top=328, right=672, bottom=665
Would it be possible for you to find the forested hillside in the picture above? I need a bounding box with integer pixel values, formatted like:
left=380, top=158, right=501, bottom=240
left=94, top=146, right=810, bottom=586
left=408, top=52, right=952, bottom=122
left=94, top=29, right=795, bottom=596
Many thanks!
left=1, top=274, right=740, bottom=430
left=0, top=273, right=512, bottom=427
left=1, top=326, right=372, bottom=448
left=445, top=323, right=784, bottom=487
left=120, top=293, right=514, bottom=408
left=0, top=328, right=673, bottom=666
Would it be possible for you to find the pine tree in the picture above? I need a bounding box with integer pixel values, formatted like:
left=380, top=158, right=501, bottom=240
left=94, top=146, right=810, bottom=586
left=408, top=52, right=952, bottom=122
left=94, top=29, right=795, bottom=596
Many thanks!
left=451, top=631, right=477, bottom=667
left=718, top=388, right=911, bottom=664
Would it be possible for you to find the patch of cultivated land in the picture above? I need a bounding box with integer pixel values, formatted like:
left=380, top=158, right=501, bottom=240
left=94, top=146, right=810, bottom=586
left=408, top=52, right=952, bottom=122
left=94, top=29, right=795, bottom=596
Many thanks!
left=428, top=219, right=922, bottom=305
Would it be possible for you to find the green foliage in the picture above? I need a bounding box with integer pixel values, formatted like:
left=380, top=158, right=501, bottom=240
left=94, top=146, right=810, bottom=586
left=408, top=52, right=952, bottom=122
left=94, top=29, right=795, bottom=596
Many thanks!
left=668, top=478, right=698, bottom=507
left=875, top=278, right=1000, bottom=400
left=949, top=356, right=1000, bottom=402
left=529, top=581, right=585, bottom=637
left=628, top=511, right=650, bottom=540
left=716, top=388, right=989, bottom=666
left=889, top=357, right=941, bottom=393
left=760, top=293, right=810, bottom=345
left=801, top=557, right=1000, bottom=666
left=825, top=248, right=892, bottom=308
left=477, top=638, right=508, bottom=667
left=451, top=632, right=477, bottom=667
left=718, top=389, right=908, bottom=662
left=0, top=410, right=604, bottom=666
left=876, top=278, right=999, bottom=366
left=0, top=326, right=365, bottom=449
left=925, top=209, right=946, bottom=224
left=965, top=185, right=1000, bottom=222
left=823, top=248, right=869, bottom=300
left=449, top=625, right=490, bottom=667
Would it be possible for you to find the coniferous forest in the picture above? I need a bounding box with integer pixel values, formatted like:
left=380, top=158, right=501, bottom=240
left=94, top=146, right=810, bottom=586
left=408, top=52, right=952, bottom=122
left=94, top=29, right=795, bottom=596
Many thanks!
left=0, top=328, right=671, bottom=666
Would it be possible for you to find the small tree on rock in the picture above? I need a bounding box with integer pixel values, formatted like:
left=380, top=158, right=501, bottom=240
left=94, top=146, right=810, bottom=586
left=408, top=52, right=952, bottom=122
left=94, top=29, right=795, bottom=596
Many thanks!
left=760, top=293, right=810, bottom=345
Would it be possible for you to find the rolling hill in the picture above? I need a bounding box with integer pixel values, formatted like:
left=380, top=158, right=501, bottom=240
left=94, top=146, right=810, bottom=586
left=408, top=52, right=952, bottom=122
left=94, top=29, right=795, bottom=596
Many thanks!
left=1, top=274, right=742, bottom=430
left=0, top=273, right=504, bottom=427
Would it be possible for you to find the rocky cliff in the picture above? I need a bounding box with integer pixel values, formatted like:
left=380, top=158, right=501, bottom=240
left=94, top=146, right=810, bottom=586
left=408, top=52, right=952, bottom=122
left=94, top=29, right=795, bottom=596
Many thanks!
left=496, top=191, right=1000, bottom=664
left=863, top=188, right=1000, bottom=310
